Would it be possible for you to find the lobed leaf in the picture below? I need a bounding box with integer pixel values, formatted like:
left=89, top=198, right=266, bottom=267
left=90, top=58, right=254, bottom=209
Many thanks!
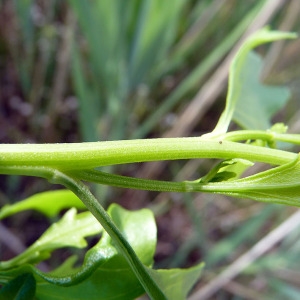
left=0, top=204, right=203, bottom=299
left=0, top=209, right=102, bottom=270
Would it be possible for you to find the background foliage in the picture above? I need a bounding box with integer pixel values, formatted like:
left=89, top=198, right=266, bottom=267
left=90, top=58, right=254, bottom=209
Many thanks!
left=1, top=0, right=300, bottom=299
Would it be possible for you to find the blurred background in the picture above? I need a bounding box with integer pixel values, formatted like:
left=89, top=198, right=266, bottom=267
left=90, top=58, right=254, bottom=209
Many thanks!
left=1, top=0, right=300, bottom=299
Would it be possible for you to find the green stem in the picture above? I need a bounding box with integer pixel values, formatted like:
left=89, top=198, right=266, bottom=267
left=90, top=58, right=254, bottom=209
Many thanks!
left=70, top=169, right=242, bottom=193
left=272, top=133, right=300, bottom=145
left=0, top=135, right=298, bottom=297
left=69, top=169, right=187, bottom=192
left=222, top=130, right=274, bottom=142
left=51, top=171, right=167, bottom=300
left=0, top=138, right=296, bottom=170
left=0, top=166, right=167, bottom=299
left=222, top=130, right=300, bottom=144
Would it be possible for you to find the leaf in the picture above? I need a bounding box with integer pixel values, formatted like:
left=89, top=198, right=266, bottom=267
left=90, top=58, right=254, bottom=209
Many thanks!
left=232, top=51, right=290, bottom=130
left=0, top=273, right=36, bottom=300
left=270, top=122, right=288, bottom=134
left=199, top=158, right=254, bottom=183
left=210, top=27, right=296, bottom=136
left=199, top=155, right=300, bottom=207
left=0, top=204, right=203, bottom=300
left=147, top=263, right=204, bottom=300
left=107, top=203, right=157, bottom=266
left=35, top=265, right=145, bottom=300
left=134, top=1, right=268, bottom=139
left=0, top=209, right=102, bottom=269
left=0, top=204, right=155, bottom=299
left=0, top=190, right=86, bottom=220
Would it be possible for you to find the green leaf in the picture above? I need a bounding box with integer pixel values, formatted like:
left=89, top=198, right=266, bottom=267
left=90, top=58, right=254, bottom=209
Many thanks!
left=210, top=27, right=296, bottom=136
left=2, top=204, right=156, bottom=299
left=134, top=0, right=267, bottom=139
left=0, top=209, right=102, bottom=269
left=199, top=158, right=254, bottom=183
left=44, top=204, right=203, bottom=299
left=35, top=263, right=145, bottom=300
left=199, top=155, right=300, bottom=207
left=270, top=122, right=288, bottom=134
left=147, top=263, right=204, bottom=300
left=0, top=204, right=203, bottom=299
left=0, top=190, right=86, bottom=220
left=107, top=203, right=157, bottom=266
left=232, top=51, right=290, bottom=130
left=0, top=273, right=36, bottom=300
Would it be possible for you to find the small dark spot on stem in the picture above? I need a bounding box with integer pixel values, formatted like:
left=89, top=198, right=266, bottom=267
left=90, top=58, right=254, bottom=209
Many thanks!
left=219, top=141, right=222, bottom=144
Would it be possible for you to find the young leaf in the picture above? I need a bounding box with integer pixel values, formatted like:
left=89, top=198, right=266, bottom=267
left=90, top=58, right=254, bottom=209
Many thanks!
left=232, top=51, right=290, bottom=130
left=0, top=204, right=203, bottom=300
left=37, top=204, right=203, bottom=300
left=0, top=204, right=157, bottom=299
left=0, top=209, right=102, bottom=270
left=0, top=190, right=86, bottom=220
left=210, top=27, right=296, bottom=136
left=199, top=158, right=254, bottom=183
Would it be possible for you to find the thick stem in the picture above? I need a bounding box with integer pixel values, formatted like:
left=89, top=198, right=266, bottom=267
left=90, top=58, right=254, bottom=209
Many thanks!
left=0, top=138, right=296, bottom=170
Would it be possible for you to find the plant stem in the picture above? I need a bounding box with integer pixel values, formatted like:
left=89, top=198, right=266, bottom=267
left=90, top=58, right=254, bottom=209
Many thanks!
left=0, top=138, right=296, bottom=170
left=69, top=169, right=187, bottom=192
left=223, top=130, right=300, bottom=144
left=0, top=166, right=167, bottom=299
left=51, top=171, right=167, bottom=300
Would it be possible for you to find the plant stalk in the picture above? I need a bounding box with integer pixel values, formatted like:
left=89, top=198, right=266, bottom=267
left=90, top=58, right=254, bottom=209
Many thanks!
left=0, top=138, right=296, bottom=170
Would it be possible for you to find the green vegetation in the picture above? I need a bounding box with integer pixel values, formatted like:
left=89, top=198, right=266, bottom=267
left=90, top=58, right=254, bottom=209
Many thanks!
left=1, top=1, right=300, bottom=299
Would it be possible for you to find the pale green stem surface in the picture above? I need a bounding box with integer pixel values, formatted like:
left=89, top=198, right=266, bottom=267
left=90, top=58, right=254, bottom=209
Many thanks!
left=0, top=138, right=296, bottom=171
